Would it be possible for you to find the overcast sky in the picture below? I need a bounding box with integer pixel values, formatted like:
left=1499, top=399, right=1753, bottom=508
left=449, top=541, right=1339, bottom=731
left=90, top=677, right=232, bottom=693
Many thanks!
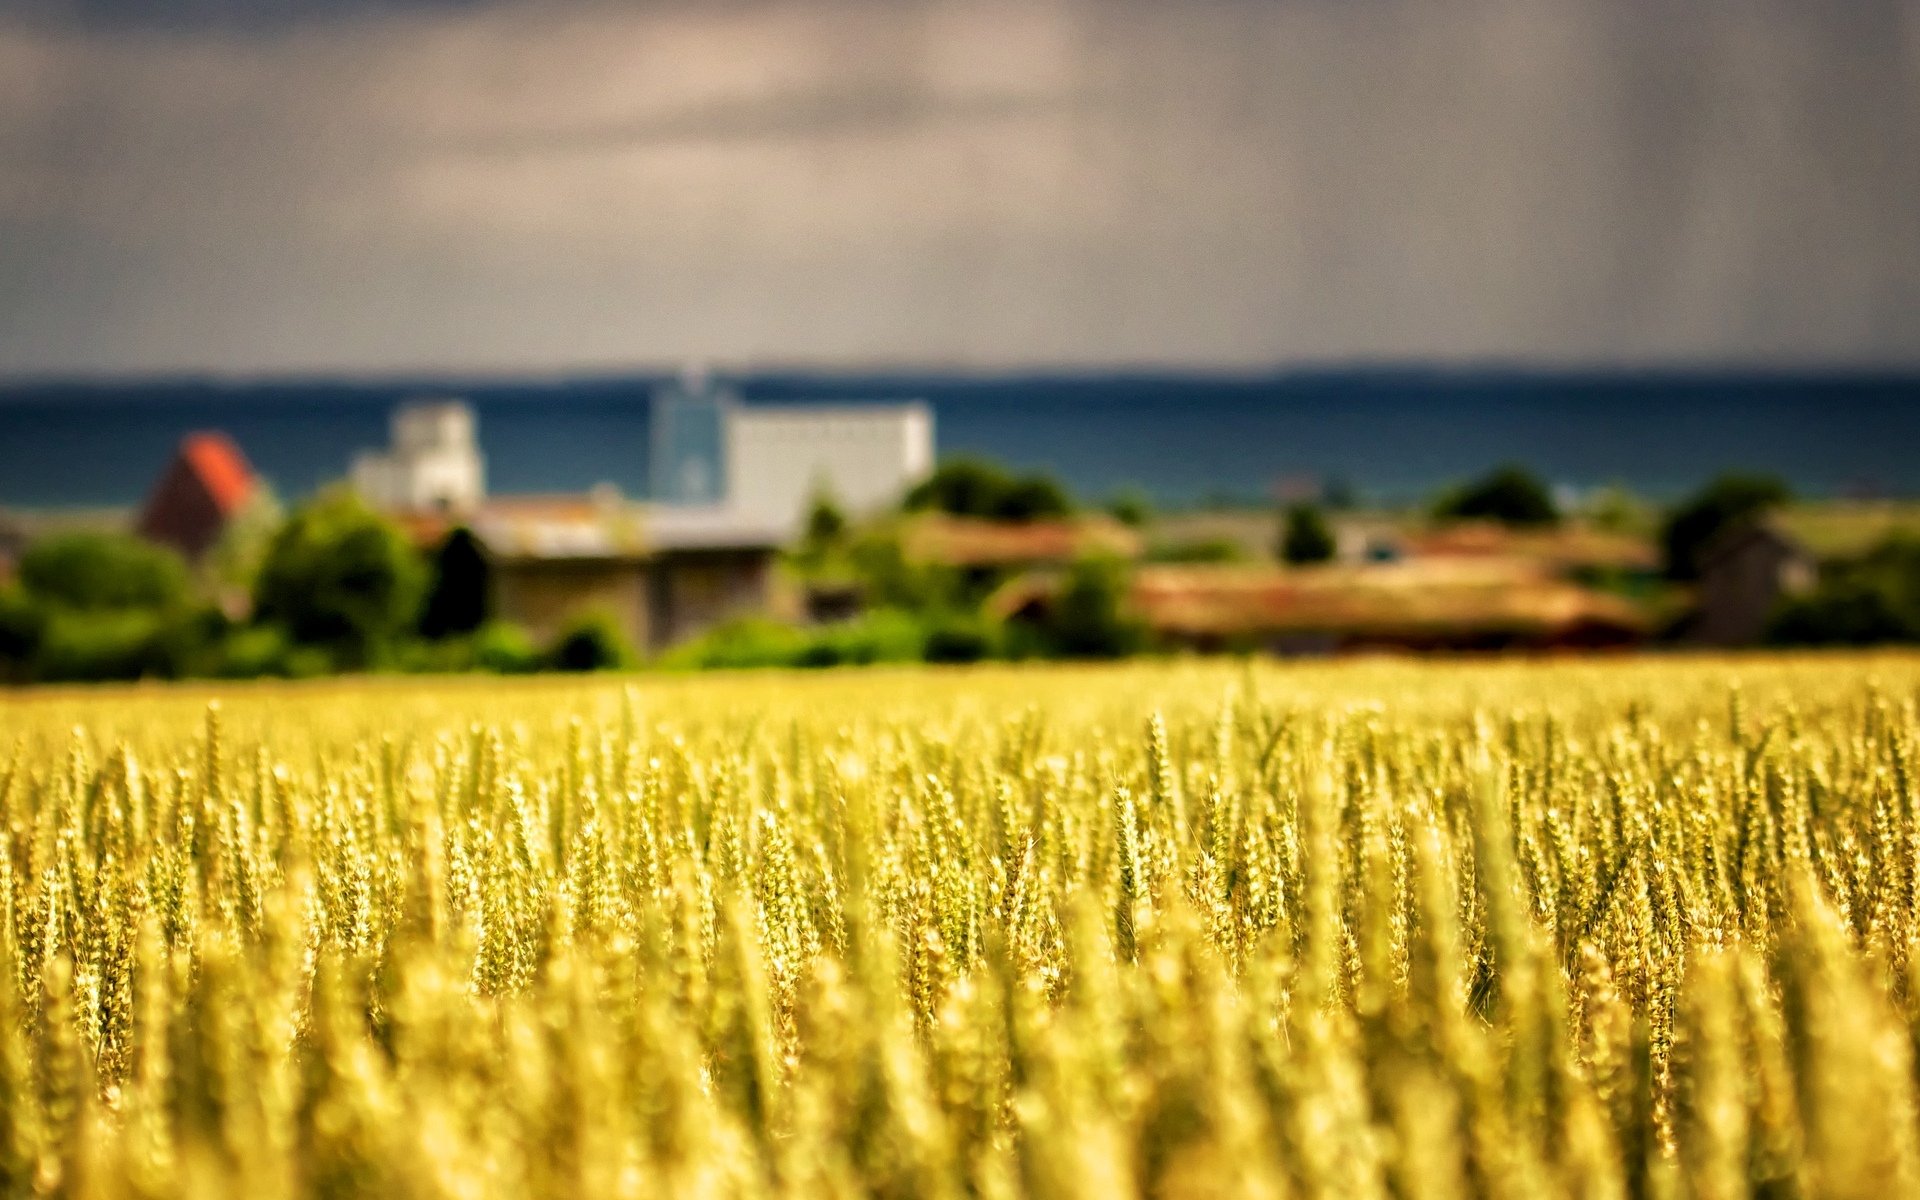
left=1, top=0, right=1917, bottom=376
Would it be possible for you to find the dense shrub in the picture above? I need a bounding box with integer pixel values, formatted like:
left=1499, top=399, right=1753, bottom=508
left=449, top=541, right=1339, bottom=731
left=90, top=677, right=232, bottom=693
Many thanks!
left=923, top=612, right=1000, bottom=663
left=547, top=612, right=638, bottom=672
left=1770, top=535, right=1920, bottom=645
left=419, top=527, right=493, bottom=640
left=30, top=609, right=171, bottom=682
left=1149, top=537, right=1247, bottom=564
left=1279, top=503, right=1337, bottom=564
left=1033, top=555, right=1148, bottom=659
left=18, top=532, right=192, bottom=612
left=472, top=621, right=543, bottom=674
left=1433, top=464, right=1559, bottom=527
left=904, top=457, right=1074, bottom=521
left=254, top=489, right=427, bottom=667
left=1662, top=473, right=1791, bottom=580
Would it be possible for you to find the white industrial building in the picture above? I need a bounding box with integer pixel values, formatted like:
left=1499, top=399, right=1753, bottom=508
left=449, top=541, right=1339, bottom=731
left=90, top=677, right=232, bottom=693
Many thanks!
left=725, top=404, right=933, bottom=532
left=350, top=399, right=486, bottom=513
left=651, top=372, right=934, bottom=535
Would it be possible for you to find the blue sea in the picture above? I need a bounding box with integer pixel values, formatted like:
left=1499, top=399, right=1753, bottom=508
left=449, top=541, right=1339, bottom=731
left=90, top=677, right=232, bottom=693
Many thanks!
left=1, top=368, right=1917, bottom=508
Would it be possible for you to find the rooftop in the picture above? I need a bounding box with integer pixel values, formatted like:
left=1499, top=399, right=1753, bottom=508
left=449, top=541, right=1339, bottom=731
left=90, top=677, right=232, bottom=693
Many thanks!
left=900, top=513, right=1143, bottom=567
left=177, top=432, right=258, bottom=515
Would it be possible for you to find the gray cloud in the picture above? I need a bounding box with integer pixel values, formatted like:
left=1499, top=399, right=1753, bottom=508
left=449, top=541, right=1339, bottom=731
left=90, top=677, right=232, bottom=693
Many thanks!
left=0, top=0, right=1917, bottom=375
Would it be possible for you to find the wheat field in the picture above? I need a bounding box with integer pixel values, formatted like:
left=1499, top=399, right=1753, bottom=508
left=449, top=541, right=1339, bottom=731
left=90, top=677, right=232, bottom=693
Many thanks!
left=5, top=654, right=1920, bottom=1198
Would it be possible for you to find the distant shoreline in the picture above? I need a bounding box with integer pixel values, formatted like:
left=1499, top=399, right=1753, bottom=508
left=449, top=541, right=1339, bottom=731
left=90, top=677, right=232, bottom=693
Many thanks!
left=3, top=367, right=1917, bottom=509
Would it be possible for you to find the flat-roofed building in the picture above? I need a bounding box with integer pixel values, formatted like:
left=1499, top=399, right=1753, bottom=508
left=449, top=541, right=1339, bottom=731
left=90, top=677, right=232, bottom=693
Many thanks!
left=351, top=399, right=486, bottom=514
left=650, top=372, right=934, bottom=534
left=726, top=403, right=933, bottom=533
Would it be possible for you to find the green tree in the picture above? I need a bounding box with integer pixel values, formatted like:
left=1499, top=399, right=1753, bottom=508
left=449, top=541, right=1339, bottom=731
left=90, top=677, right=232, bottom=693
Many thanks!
left=547, top=611, right=637, bottom=672
left=1106, top=487, right=1154, bottom=529
left=1040, top=556, right=1147, bottom=659
left=254, top=489, right=427, bottom=667
left=796, top=486, right=851, bottom=576
left=0, top=586, right=41, bottom=681
left=995, top=475, right=1073, bottom=521
left=1280, top=503, right=1337, bottom=564
left=1770, top=535, right=1920, bottom=645
left=904, top=458, right=1014, bottom=517
left=804, top=488, right=849, bottom=546
left=18, top=532, right=191, bottom=612
left=419, top=527, right=493, bottom=640
left=1662, top=473, right=1792, bottom=580
left=904, top=457, right=1074, bottom=521
left=205, top=486, right=285, bottom=595
left=1434, top=465, right=1560, bottom=527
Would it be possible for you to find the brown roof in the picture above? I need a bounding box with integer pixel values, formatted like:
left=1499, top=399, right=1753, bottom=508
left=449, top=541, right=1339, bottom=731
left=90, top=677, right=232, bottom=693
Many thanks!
left=1401, top=521, right=1658, bottom=571
left=1135, top=562, right=1651, bottom=641
left=397, top=496, right=786, bottom=561
left=995, top=560, right=1652, bottom=644
left=900, top=513, right=1143, bottom=567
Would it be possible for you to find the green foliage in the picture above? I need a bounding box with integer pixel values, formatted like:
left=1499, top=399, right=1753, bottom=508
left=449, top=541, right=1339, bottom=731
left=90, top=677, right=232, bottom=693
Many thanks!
left=547, top=611, right=638, bottom=672
left=26, top=605, right=224, bottom=683
left=996, top=475, right=1073, bottom=521
left=1148, top=537, right=1247, bottom=564
left=848, top=532, right=964, bottom=611
left=794, top=609, right=932, bottom=668
left=214, top=624, right=301, bottom=679
left=922, top=611, right=1000, bottom=663
left=1579, top=483, right=1654, bottom=534
left=1106, top=487, right=1154, bottom=529
left=419, top=527, right=493, bottom=640
left=664, top=609, right=975, bottom=671
left=1279, top=502, right=1337, bottom=564
left=661, top=617, right=814, bottom=670
left=803, top=487, right=849, bottom=547
left=205, top=486, right=285, bottom=594
left=472, top=621, right=543, bottom=673
left=904, top=457, right=1073, bottom=521
left=18, top=531, right=192, bottom=612
left=29, top=608, right=171, bottom=681
left=0, top=585, right=43, bottom=680
left=1770, top=535, right=1920, bottom=645
left=1662, top=472, right=1792, bottom=580
left=1032, top=555, right=1147, bottom=659
left=253, top=488, right=427, bottom=667
left=1433, top=464, right=1560, bottom=527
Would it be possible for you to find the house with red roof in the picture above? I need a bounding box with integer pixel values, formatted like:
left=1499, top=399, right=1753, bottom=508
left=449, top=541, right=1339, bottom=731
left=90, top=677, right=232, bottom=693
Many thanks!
left=136, top=433, right=260, bottom=562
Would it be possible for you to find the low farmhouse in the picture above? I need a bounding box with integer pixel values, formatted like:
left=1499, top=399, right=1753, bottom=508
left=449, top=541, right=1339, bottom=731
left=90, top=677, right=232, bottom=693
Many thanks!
left=405, top=496, right=788, bottom=652
left=1688, top=520, right=1815, bottom=646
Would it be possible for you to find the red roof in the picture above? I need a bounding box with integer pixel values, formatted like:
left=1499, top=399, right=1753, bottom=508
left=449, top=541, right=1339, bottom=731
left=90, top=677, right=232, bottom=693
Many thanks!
left=179, top=433, right=257, bottom=515
left=136, top=432, right=259, bottom=561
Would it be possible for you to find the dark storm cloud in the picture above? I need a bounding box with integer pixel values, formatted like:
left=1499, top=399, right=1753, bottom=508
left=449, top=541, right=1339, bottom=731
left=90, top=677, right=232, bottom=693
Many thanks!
left=0, top=0, right=1917, bottom=375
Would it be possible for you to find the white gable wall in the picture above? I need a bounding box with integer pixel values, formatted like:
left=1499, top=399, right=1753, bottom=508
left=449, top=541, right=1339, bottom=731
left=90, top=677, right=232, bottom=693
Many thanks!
left=725, top=404, right=933, bottom=533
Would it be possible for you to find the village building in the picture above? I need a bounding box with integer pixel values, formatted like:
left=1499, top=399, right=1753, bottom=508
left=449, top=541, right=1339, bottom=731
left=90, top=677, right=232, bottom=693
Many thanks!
left=651, top=372, right=933, bottom=533
left=1689, top=520, right=1816, bottom=646
left=135, top=432, right=260, bottom=562
left=401, top=495, right=789, bottom=652
left=992, top=558, right=1653, bottom=656
left=351, top=399, right=486, bottom=514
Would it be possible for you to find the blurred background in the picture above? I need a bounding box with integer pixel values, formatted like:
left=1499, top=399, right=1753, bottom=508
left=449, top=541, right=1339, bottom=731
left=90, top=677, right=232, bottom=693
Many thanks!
left=2, top=0, right=1918, bottom=681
